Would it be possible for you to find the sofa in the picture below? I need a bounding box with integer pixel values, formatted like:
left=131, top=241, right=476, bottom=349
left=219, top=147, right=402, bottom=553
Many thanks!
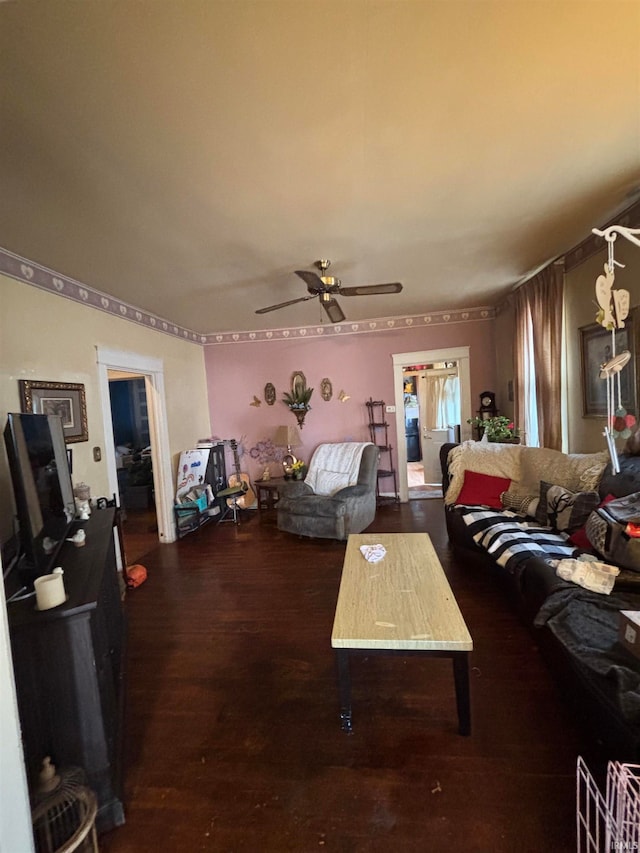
left=277, top=442, right=378, bottom=541
left=440, top=439, right=640, bottom=761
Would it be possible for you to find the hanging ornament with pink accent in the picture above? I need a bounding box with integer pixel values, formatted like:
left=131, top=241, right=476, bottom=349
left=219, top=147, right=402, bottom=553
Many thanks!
left=594, top=238, right=633, bottom=465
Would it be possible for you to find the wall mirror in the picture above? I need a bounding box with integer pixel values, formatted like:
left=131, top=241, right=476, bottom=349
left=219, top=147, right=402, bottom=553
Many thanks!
left=291, top=371, right=307, bottom=397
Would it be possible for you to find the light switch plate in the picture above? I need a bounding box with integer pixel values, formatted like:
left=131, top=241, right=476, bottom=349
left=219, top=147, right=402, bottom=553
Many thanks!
left=93, top=446, right=102, bottom=462
left=385, top=405, right=396, bottom=413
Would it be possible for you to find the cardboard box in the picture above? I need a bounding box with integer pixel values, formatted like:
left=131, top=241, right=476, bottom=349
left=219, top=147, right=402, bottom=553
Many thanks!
left=619, top=611, right=640, bottom=660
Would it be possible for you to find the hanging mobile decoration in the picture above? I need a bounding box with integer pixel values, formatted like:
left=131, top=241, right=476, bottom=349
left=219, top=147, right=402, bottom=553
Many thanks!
left=593, top=237, right=635, bottom=471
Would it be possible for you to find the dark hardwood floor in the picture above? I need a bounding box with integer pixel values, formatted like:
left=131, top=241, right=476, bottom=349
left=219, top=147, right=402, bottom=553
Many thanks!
left=101, top=500, right=595, bottom=852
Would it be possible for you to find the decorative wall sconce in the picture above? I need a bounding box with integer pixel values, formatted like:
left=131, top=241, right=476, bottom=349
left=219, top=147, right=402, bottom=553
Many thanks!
left=282, top=372, right=314, bottom=428
left=321, top=378, right=333, bottom=401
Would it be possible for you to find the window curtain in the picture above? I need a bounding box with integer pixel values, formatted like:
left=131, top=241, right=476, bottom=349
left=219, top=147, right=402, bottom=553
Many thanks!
left=513, top=262, right=564, bottom=450
left=425, top=374, right=460, bottom=429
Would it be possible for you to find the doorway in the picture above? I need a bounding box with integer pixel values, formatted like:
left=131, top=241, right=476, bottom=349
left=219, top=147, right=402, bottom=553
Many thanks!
left=392, top=347, right=472, bottom=502
left=108, top=372, right=158, bottom=558
left=402, top=363, right=460, bottom=495
left=96, top=347, right=176, bottom=547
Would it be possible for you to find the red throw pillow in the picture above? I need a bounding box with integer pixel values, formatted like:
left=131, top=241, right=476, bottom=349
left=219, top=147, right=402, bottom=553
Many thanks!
left=568, top=493, right=616, bottom=549
left=456, top=470, right=511, bottom=509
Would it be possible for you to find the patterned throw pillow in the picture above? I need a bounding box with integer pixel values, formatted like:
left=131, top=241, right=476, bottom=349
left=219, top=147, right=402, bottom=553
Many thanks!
left=501, top=490, right=539, bottom=516
left=535, top=481, right=600, bottom=533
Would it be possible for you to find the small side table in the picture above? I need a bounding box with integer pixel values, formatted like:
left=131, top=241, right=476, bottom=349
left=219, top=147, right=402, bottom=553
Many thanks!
left=255, top=478, right=284, bottom=511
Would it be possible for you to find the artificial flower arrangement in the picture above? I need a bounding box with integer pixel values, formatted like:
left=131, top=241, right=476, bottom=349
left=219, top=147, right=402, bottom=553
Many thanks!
left=290, top=459, right=306, bottom=477
left=467, top=415, right=519, bottom=442
left=282, top=385, right=314, bottom=428
left=282, top=385, right=314, bottom=410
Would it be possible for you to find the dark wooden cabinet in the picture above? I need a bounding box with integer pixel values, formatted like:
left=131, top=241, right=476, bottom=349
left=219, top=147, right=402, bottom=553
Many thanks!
left=7, top=509, right=126, bottom=833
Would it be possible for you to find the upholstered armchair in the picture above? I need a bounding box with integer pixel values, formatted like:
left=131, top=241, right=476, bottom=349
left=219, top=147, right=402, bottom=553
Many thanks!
left=276, top=442, right=379, bottom=540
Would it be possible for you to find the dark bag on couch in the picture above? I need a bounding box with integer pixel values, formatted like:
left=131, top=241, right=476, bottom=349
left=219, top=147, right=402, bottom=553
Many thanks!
left=585, top=491, right=640, bottom=572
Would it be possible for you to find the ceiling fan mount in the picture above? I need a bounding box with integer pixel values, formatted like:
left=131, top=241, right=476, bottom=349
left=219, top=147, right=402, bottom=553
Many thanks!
left=255, top=259, right=403, bottom=324
left=315, top=259, right=340, bottom=290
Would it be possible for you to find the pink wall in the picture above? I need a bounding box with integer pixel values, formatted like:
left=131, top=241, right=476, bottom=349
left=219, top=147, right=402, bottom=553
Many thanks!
left=203, top=319, right=496, bottom=482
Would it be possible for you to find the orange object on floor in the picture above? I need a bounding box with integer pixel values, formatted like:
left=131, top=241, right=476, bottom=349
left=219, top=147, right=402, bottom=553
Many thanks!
left=126, top=564, right=147, bottom=588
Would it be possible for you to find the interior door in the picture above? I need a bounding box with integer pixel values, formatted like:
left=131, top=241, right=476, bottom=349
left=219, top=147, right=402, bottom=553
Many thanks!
left=393, top=346, right=471, bottom=503
left=418, top=367, right=460, bottom=484
left=421, top=428, right=450, bottom=483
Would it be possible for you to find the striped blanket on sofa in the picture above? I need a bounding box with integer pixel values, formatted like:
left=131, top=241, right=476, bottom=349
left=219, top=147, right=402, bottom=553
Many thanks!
left=462, top=508, right=578, bottom=575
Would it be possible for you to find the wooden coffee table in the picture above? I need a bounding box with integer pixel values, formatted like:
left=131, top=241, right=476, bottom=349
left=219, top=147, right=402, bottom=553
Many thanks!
left=331, top=532, right=473, bottom=734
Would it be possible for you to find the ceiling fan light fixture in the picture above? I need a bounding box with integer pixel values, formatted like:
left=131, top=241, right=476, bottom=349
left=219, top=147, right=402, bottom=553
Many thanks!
left=256, top=258, right=402, bottom=323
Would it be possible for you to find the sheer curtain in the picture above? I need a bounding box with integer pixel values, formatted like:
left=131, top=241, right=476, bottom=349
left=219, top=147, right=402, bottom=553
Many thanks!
left=425, top=374, right=460, bottom=429
left=513, top=262, right=564, bottom=449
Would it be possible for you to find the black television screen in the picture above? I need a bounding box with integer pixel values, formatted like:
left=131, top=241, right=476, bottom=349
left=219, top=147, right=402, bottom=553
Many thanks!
left=4, top=412, right=76, bottom=583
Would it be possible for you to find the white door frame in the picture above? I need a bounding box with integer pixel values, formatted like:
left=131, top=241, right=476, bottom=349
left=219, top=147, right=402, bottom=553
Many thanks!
left=392, top=346, right=472, bottom=502
left=96, top=346, right=176, bottom=544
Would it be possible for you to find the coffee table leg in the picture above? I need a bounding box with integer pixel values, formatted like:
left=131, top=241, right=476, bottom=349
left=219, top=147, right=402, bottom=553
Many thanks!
left=452, top=652, right=471, bottom=736
left=336, top=650, right=353, bottom=733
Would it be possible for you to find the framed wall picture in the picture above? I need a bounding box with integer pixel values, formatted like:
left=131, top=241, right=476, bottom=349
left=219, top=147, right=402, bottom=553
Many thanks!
left=19, top=380, right=88, bottom=443
left=580, top=316, right=636, bottom=417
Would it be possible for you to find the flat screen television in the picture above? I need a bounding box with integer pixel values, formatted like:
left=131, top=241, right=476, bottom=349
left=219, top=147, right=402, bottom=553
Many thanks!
left=3, top=412, right=76, bottom=586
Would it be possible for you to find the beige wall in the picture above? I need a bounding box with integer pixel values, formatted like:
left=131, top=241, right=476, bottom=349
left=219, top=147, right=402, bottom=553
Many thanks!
left=565, top=239, right=640, bottom=453
left=0, top=274, right=211, bottom=542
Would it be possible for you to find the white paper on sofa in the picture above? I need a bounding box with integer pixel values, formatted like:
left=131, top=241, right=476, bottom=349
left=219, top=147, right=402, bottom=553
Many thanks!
left=360, top=544, right=386, bottom=563
left=555, top=558, right=620, bottom=595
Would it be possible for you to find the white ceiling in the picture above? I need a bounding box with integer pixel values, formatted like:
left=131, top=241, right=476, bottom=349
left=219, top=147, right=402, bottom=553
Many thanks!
left=1, top=1, right=639, bottom=335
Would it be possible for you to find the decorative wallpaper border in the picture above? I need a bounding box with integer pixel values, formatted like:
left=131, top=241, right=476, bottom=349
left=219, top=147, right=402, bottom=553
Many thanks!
left=0, top=246, right=209, bottom=344
left=0, top=245, right=495, bottom=345
left=204, top=307, right=496, bottom=344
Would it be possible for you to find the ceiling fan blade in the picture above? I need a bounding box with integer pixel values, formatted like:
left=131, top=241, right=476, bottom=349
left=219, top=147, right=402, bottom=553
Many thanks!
left=294, top=270, right=324, bottom=291
left=255, top=295, right=315, bottom=315
left=340, top=282, right=403, bottom=297
left=322, top=297, right=345, bottom=324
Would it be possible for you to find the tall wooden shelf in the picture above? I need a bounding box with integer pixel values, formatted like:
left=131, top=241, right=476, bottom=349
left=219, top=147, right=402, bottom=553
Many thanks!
left=366, top=398, right=399, bottom=504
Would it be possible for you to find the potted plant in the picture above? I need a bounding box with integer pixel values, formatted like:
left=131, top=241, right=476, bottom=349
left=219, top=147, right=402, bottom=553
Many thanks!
left=467, top=414, right=520, bottom=443
left=290, top=459, right=306, bottom=480
left=282, top=385, right=314, bottom=428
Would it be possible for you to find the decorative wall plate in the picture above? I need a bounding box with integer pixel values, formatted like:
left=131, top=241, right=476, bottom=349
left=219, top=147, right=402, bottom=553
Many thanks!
left=321, top=378, right=332, bottom=401
left=264, top=382, right=276, bottom=405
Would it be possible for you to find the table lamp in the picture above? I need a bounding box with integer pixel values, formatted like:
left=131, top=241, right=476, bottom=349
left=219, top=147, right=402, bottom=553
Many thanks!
left=274, top=424, right=302, bottom=475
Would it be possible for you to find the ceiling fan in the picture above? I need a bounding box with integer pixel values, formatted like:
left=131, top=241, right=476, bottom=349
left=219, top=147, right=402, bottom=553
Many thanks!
left=255, top=259, right=403, bottom=324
